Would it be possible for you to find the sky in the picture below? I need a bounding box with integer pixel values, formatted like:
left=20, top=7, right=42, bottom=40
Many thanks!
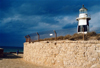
left=0, top=0, right=100, bottom=47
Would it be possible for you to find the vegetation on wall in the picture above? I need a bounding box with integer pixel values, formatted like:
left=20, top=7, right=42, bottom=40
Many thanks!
left=33, top=31, right=100, bottom=42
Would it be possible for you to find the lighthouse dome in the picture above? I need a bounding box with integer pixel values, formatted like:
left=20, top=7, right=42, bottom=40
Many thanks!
left=79, top=5, right=87, bottom=14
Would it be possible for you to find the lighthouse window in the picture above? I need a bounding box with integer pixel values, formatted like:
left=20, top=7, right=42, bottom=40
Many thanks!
left=78, top=26, right=83, bottom=32
left=83, top=25, right=87, bottom=31
left=80, top=10, right=87, bottom=14
left=82, top=10, right=84, bottom=13
left=78, top=25, right=87, bottom=32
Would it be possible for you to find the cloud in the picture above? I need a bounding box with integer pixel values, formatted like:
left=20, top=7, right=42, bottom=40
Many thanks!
left=0, top=0, right=100, bottom=47
left=89, top=11, right=100, bottom=33
left=63, top=23, right=77, bottom=29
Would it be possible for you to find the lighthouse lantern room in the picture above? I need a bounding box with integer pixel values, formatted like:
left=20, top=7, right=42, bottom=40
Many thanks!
left=76, top=5, right=91, bottom=34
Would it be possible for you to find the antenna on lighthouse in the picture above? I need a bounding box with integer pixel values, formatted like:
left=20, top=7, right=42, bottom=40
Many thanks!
left=82, top=4, right=84, bottom=7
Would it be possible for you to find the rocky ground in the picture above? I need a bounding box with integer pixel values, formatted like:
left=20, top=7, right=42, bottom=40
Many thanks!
left=0, top=53, right=50, bottom=68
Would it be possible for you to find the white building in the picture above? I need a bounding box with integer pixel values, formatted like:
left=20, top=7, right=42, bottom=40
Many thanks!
left=76, top=5, right=91, bottom=34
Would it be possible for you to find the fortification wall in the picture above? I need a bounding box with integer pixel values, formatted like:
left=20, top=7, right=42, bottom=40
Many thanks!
left=24, top=40, right=100, bottom=68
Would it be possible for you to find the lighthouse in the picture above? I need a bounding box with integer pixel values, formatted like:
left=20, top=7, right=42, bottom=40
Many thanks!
left=76, top=5, right=91, bottom=34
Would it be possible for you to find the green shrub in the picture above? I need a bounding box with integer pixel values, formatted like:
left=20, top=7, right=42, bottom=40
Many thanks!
left=39, top=39, right=44, bottom=41
left=49, top=37, right=55, bottom=40
left=87, top=31, right=97, bottom=36
left=96, top=34, right=100, bottom=40
left=97, top=34, right=100, bottom=36
left=69, top=36, right=75, bottom=40
left=34, top=31, right=99, bottom=41
left=72, top=33, right=83, bottom=40
left=57, top=36, right=64, bottom=40
left=68, top=33, right=88, bottom=40
left=97, top=36, right=100, bottom=40
left=44, top=38, right=50, bottom=41
left=63, top=35, right=71, bottom=40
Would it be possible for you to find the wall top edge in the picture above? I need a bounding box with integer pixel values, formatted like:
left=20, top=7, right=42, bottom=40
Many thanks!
left=24, top=40, right=100, bottom=44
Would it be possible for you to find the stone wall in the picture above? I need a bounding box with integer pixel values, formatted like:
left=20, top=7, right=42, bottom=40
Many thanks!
left=24, top=40, right=100, bottom=68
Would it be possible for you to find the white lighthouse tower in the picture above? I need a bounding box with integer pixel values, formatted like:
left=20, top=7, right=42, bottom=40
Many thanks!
left=76, top=5, right=91, bottom=34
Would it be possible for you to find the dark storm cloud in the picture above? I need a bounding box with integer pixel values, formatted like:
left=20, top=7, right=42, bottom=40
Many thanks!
left=0, top=0, right=100, bottom=47
left=0, top=0, right=12, bottom=11
left=63, top=22, right=77, bottom=29
left=0, top=0, right=83, bottom=17
left=1, top=0, right=100, bottom=19
left=14, top=0, right=100, bottom=16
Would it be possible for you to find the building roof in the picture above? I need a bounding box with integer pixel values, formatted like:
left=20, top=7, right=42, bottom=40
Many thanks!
left=79, top=5, right=87, bottom=11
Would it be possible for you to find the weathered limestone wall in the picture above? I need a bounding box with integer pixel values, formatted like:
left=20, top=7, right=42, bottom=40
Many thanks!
left=24, top=40, right=100, bottom=68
